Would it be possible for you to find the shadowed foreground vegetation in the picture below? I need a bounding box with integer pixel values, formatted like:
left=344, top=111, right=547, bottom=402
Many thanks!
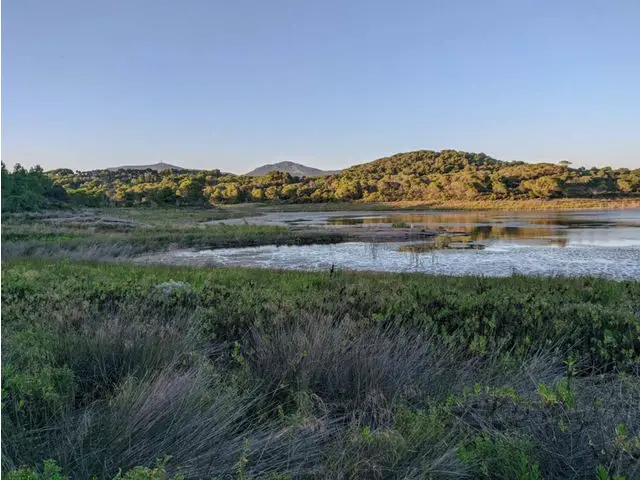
left=2, top=261, right=639, bottom=479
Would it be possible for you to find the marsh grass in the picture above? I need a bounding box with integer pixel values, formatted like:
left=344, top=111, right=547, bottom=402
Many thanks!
left=390, top=221, right=409, bottom=228
left=2, top=261, right=639, bottom=478
left=1, top=212, right=347, bottom=261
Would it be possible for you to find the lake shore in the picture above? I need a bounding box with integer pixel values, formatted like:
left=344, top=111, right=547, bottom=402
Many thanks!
left=252, top=197, right=640, bottom=213
left=4, top=205, right=640, bottom=263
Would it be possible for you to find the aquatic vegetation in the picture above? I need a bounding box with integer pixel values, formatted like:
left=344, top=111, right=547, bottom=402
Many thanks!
left=390, top=221, right=409, bottom=228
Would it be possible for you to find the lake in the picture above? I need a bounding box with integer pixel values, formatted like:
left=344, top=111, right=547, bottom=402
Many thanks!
left=153, top=209, right=640, bottom=279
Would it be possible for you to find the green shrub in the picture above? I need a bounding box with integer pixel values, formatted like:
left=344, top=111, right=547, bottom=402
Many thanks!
left=596, top=464, right=629, bottom=480
left=391, top=221, right=409, bottom=228
left=5, top=460, right=67, bottom=480
left=458, top=433, right=541, bottom=480
left=5, top=458, right=185, bottom=480
left=113, top=457, right=184, bottom=480
left=537, top=378, right=575, bottom=409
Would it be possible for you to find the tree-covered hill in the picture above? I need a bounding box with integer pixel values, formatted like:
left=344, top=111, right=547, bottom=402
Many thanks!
left=3, top=150, right=639, bottom=210
left=334, top=150, right=639, bottom=202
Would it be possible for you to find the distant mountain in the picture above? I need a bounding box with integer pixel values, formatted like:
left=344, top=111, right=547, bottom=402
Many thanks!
left=107, top=162, right=187, bottom=172
left=246, top=161, right=339, bottom=178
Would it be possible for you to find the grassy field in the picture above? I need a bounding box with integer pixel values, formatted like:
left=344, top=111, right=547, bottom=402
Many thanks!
left=2, top=260, right=639, bottom=479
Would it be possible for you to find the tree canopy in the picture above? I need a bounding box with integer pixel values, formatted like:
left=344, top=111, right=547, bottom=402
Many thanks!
left=1, top=162, right=69, bottom=212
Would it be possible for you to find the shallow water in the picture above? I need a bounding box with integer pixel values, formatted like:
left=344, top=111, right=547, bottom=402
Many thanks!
left=326, top=209, right=640, bottom=245
left=172, top=209, right=640, bottom=279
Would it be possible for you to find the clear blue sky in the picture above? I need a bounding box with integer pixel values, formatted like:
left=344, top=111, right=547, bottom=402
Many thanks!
left=2, top=0, right=639, bottom=173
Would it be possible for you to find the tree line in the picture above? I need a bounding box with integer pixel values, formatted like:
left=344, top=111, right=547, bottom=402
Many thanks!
left=1, top=163, right=69, bottom=212
left=3, top=150, right=640, bottom=211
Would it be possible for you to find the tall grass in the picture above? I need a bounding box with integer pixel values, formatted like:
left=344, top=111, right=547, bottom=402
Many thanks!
left=248, top=313, right=464, bottom=412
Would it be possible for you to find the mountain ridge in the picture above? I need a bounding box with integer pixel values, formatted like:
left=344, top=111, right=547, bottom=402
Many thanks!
left=101, top=161, right=339, bottom=177
left=106, top=162, right=187, bottom=172
left=245, top=161, right=339, bottom=177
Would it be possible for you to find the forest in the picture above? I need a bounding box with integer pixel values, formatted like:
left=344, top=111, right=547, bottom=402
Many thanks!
left=3, top=150, right=639, bottom=211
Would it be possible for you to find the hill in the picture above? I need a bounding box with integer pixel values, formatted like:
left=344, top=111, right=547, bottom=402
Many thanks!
left=6, top=150, right=638, bottom=209
left=107, top=162, right=187, bottom=172
left=246, top=161, right=338, bottom=177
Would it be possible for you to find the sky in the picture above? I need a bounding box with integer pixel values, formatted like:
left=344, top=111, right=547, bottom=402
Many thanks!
left=2, top=0, right=639, bottom=173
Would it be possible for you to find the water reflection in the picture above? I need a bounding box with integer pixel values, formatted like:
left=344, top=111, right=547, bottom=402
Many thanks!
left=328, top=211, right=640, bottom=228
left=397, top=238, right=485, bottom=252
left=328, top=210, right=640, bottom=247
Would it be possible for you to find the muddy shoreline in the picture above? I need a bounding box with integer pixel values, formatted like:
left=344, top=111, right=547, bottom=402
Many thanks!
left=207, top=210, right=449, bottom=242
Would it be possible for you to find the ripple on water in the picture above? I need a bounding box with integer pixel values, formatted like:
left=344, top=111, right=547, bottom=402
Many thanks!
left=163, top=242, right=640, bottom=280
